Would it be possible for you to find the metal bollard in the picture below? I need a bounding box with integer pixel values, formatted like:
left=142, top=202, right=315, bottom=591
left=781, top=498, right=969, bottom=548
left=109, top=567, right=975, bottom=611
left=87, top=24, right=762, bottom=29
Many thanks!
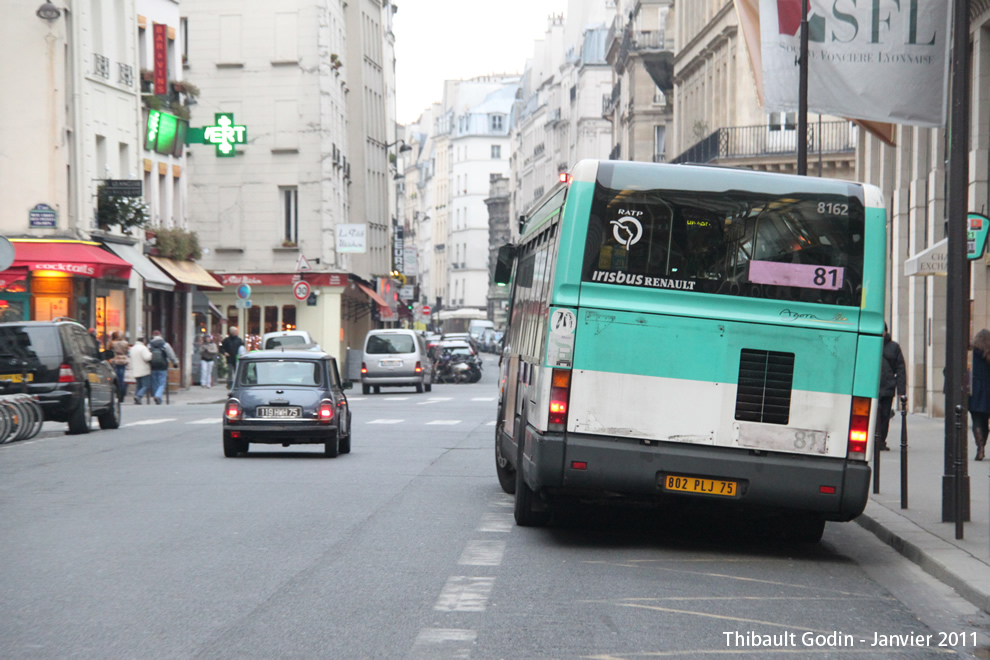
left=954, top=404, right=965, bottom=540
left=899, top=395, right=908, bottom=509
left=873, top=422, right=881, bottom=495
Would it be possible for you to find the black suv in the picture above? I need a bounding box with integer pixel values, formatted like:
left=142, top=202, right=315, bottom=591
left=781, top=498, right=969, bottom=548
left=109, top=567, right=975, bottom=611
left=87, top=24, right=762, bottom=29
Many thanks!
left=0, top=320, right=121, bottom=434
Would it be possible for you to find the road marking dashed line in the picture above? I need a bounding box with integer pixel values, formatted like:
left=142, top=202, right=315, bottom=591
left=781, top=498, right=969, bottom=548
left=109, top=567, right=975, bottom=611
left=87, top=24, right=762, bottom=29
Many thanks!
left=367, top=419, right=404, bottom=424
left=434, top=576, right=495, bottom=612
left=476, top=513, right=514, bottom=532
left=122, top=418, right=177, bottom=427
left=471, top=397, right=495, bottom=401
left=408, top=629, right=476, bottom=659
left=457, top=540, right=505, bottom=566
left=427, top=420, right=461, bottom=425
left=187, top=418, right=221, bottom=424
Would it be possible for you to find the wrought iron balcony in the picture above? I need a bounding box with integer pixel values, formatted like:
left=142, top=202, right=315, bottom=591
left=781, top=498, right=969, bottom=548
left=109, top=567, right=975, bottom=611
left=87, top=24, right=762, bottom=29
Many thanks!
left=671, top=121, right=858, bottom=165
left=118, top=63, right=133, bottom=88
left=602, top=81, right=621, bottom=117
left=94, top=53, right=110, bottom=79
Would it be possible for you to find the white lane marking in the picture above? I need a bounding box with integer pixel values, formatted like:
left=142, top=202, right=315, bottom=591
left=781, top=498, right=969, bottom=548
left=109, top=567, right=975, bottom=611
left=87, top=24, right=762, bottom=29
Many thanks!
left=476, top=513, right=514, bottom=532
left=485, top=421, right=496, bottom=426
left=384, top=397, right=410, bottom=401
left=471, top=397, right=495, bottom=401
left=417, top=397, right=453, bottom=405
left=457, top=540, right=506, bottom=566
left=346, top=397, right=366, bottom=401
left=367, top=419, right=404, bottom=424
left=434, top=576, right=495, bottom=612
left=489, top=496, right=514, bottom=508
left=187, top=418, right=221, bottom=424
left=409, top=629, right=477, bottom=660
left=427, top=420, right=461, bottom=425
left=122, top=418, right=178, bottom=427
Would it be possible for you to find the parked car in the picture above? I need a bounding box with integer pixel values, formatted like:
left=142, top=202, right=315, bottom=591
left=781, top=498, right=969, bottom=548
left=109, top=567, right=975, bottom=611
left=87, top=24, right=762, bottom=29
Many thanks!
left=0, top=320, right=121, bottom=434
left=361, top=329, right=432, bottom=394
left=222, top=349, right=352, bottom=457
left=260, top=330, right=318, bottom=351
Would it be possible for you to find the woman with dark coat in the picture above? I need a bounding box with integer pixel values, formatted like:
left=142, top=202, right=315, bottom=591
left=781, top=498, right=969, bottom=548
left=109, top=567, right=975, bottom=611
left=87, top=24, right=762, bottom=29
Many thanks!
left=877, top=324, right=906, bottom=451
left=969, top=329, right=990, bottom=460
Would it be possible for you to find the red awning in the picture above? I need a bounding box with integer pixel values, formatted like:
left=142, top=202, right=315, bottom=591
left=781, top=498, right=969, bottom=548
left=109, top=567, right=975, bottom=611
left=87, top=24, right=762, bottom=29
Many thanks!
left=356, top=282, right=394, bottom=318
left=9, top=241, right=131, bottom=279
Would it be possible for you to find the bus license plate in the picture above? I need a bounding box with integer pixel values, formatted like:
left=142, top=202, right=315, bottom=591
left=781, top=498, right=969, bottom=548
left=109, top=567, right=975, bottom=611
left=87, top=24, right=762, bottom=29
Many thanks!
left=663, top=474, right=737, bottom=497
left=256, top=406, right=301, bottom=419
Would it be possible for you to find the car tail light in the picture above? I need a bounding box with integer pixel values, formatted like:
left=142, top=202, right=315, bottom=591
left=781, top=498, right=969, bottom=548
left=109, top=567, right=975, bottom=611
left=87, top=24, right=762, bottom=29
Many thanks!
left=225, top=399, right=242, bottom=422
left=548, top=369, right=571, bottom=432
left=847, top=396, right=871, bottom=459
left=318, top=400, right=334, bottom=423
left=58, top=364, right=74, bottom=383
left=360, top=362, right=368, bottom=375
left=414, top=361, right=423, bottom=374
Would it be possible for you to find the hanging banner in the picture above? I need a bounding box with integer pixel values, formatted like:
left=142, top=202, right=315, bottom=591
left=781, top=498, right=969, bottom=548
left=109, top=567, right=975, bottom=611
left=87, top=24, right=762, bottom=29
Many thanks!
left=759, top=0, right=950, bottom=127
left=153, top=23, right=168, bottom=96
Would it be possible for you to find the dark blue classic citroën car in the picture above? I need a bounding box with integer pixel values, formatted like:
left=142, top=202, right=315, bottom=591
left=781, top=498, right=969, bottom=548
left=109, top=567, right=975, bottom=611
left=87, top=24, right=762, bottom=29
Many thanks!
left=222, top=347, right=352, bottom=457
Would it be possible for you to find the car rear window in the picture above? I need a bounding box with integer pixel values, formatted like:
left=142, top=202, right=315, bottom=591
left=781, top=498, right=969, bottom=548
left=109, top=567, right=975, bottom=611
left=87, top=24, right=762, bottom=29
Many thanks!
left=366, top=334, right=415, bottom=354
left=0, top=326, right=61, bottom=359
left=265, top=335, right=308, bottom=349
left=239, top=360, right=323, bottom=386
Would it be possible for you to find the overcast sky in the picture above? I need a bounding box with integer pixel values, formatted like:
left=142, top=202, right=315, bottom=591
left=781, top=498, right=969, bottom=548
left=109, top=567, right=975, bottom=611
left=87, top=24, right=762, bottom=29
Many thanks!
left=393, top=0, right=568, bottom=126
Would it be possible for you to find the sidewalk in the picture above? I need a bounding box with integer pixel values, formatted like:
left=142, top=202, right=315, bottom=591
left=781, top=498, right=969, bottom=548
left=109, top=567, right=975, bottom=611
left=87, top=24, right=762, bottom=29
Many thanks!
left=857, top=412, right=990, bottom=613
left=124, top=382, right=227, bottom=407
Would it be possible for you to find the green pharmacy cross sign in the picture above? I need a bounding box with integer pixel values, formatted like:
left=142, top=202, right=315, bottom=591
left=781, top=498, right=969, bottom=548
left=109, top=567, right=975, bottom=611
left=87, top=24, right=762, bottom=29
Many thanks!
left=187, top=113, right=247, bottom=157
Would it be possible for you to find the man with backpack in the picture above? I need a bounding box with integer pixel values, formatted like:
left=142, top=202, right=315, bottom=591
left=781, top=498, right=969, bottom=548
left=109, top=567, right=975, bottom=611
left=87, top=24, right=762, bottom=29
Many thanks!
left=148, top=330, right=178, bottom=404
left=220, top=326, right=245, bottom=387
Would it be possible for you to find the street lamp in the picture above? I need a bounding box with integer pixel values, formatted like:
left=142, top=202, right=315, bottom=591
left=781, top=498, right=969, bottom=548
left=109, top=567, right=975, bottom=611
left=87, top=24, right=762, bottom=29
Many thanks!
left=36, top=1, right=61, bottom=20
left=385, top=139, right=412, bottom=153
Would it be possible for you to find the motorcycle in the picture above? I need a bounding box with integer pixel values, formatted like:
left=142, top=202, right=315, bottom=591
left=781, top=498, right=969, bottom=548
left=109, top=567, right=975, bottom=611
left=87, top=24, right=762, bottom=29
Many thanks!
left=434, top=353, right=480, bottom=384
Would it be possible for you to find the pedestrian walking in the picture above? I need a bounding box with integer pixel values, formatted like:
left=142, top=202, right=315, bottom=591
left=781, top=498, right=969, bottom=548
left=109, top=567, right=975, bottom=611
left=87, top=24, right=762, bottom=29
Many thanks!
left=147, top=330, right=178, bottom=405
left=109, top=331, right=130, bottom=399
left=877, top=323, right=907, bottom=451
left=220, top=326, right=244, bottom=387
left=199, top=334, right=218, bottom=388
left=129, top=337, right=152, bottom=404
left=969, top=329, right=990, bottom=461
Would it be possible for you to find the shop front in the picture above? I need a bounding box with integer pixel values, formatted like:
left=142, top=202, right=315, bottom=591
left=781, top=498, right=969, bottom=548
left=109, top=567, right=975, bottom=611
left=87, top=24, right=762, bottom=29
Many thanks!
left=147, top=256, right=224, bottom=389
left=0, top=240, right=132, bottom=343
left=210, top=273, right=379, bottom=374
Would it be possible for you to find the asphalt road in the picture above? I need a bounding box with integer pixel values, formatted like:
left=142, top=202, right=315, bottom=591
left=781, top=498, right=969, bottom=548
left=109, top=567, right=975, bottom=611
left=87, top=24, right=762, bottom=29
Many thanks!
left=2, top=354, right=990, bottom=659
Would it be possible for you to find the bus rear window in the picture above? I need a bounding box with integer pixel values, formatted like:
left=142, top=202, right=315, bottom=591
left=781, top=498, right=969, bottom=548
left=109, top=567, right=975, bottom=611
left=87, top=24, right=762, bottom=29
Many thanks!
left=582, top=183, right=865, bottom=306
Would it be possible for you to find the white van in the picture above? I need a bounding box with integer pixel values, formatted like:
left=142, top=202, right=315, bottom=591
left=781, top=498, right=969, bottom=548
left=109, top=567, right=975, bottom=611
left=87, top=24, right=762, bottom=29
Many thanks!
left=467, top=319, right=495, bottom=342
left=261, top=330, right=318, bottom=350
left=361, top=329, right=432, bottom=394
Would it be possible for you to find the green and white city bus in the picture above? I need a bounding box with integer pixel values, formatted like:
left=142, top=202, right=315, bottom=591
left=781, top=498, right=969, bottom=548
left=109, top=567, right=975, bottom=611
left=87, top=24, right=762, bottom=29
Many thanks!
left=493, top=160, right=886, bottom=541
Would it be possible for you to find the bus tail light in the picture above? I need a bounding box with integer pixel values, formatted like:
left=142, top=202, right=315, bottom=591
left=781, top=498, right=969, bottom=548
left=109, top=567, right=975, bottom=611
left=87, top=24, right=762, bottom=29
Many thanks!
left=548, top=369, right=571, bottom=432
left=225, top=399, right=242, bottom=422
left=360, top=362, right=368, bottom=375
left=847, top=396, right=871, bottom=459
left=318, top=400, right=334, bottom=423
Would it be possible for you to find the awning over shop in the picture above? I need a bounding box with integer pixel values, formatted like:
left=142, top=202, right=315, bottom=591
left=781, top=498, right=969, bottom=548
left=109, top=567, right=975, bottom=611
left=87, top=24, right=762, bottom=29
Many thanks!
left=103, top=242, right=175, bottom=291
left=150, top=256, right=223, bottom=290
left=904, top=238, right=947, bottom=277
left=356, top=282, right=394, bottom=319
left=193, top=291, right=224, bottom=318
left=8, top=240, right=131, bottom=279
left=0, top=268, right=29, bottom=288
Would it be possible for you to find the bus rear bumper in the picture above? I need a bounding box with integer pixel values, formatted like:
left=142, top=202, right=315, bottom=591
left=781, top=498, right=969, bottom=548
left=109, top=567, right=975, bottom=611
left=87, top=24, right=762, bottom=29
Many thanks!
left=528, top=431, right=871, bottom=522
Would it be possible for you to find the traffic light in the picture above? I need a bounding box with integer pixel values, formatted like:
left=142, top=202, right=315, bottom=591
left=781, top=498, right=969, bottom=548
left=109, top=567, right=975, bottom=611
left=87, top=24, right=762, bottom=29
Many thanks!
left=407, top=303, right=413, bottom=312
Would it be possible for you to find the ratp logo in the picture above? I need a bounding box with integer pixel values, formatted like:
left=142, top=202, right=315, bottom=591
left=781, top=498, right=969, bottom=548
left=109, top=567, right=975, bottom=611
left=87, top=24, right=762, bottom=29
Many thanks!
left=610, top=218, right=643, bottom=249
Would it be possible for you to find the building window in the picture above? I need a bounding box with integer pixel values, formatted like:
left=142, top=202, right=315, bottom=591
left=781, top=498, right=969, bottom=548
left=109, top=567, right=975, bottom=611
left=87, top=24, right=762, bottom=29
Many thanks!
left=769, top=112, right=797, bottom=131
left=490, top=114, right=504, bottom=131
left=654, top=125, right=666, bottom=162
left=653, top=85, right=666, bottom=105
left=491, top=145, right=501, bottom=159
left=282, top=305, right=296, bottom=330
left=281, top=186, right=298, bottom=243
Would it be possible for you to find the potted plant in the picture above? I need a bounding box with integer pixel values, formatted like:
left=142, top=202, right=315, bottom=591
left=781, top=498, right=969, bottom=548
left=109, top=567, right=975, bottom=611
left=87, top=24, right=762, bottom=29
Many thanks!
left=96, top=184, right=149, bottom=235
left=281, top=239, right=297, bottom=248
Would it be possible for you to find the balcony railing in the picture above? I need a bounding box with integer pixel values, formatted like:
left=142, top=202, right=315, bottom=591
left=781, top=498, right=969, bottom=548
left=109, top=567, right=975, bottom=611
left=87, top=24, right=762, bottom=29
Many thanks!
left=602, top=81, right=621, bottom=116
left=631, top=30, right=666, bottom=51
left=671, top=121, right=858, bottom=164
left=94, top=53, right=110, bottom=79
left=118, top=62, right=133, bottom=88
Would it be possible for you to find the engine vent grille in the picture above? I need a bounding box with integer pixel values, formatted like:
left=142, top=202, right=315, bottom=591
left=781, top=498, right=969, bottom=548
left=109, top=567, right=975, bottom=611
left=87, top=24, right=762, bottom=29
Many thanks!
left=735, top=349, right=794, bottom=425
